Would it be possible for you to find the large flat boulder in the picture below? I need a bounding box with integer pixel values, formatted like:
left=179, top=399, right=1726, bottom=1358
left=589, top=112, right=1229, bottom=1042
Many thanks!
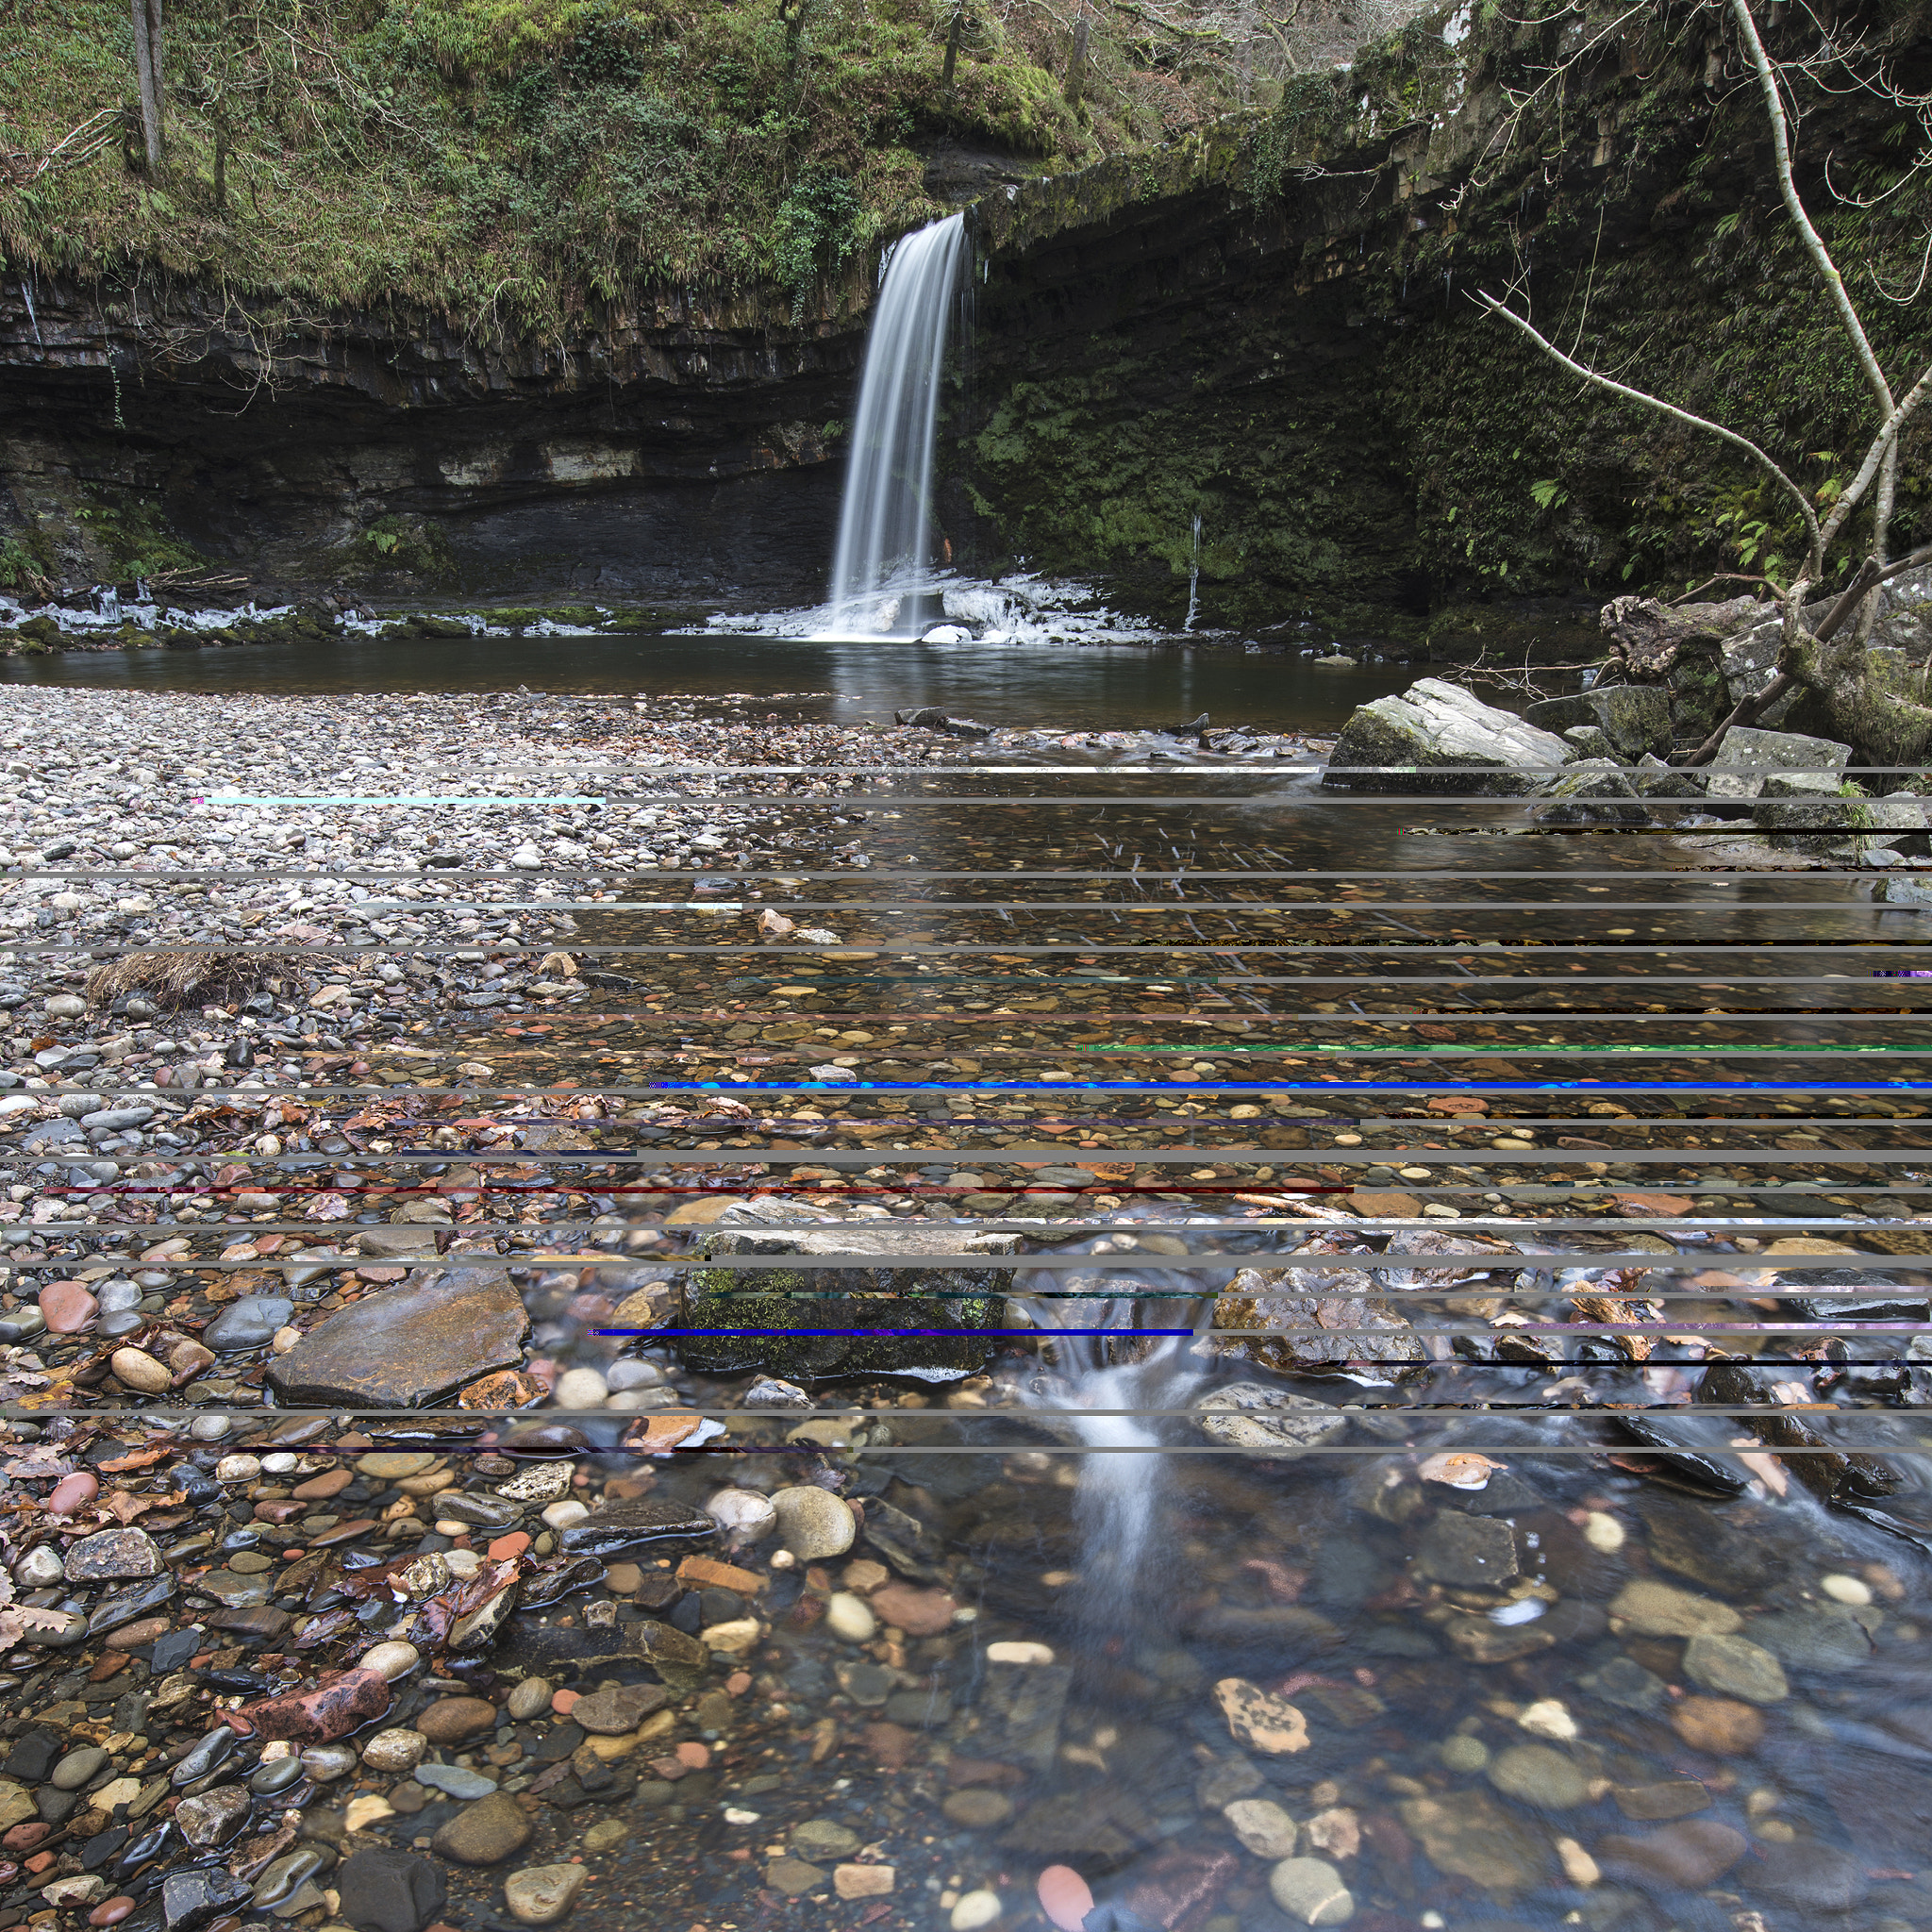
left=1322, top=679, right=1569, bottom=792
left=1706, top=726, right=1851, bottom=801
left=266, top=1268, right=528, bottom=1407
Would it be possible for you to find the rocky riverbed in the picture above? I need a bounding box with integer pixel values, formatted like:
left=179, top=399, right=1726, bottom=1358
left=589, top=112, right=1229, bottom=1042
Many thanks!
left=0, top=682, right=1929, bottom=1932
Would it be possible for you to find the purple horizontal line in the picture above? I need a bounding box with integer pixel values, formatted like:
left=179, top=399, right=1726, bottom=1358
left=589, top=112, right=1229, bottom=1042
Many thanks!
left=595, top=1327, right=1195, bottom=1338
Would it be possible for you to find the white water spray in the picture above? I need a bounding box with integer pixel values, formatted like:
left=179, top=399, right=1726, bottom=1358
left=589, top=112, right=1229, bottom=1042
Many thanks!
left=825, top=214, right=968, bottom=638
left=1183, top=513, right=1203, bottom=633
left=1022, top=1274, right=1208, bottom=1631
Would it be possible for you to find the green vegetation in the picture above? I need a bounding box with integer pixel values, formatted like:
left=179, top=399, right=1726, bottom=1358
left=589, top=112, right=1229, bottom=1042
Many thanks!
left=2, top=0, right=1242, bottom=334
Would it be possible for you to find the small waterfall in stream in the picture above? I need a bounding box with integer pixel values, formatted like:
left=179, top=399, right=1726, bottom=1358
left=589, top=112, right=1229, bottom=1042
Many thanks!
left=825, top=213, right=968, bottom=638
left=1023, top=1276, right=1210, bottom=1636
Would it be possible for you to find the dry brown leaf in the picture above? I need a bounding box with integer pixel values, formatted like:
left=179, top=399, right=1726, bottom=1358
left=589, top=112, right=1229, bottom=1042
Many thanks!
left=1417, top=1452, right=1508, bottom=1491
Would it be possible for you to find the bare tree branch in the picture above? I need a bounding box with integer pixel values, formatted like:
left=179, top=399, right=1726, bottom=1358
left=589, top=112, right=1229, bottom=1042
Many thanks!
left=1729, top=0, right=1893, bottom=426
left=1473, top=288, right=1824, bottom=574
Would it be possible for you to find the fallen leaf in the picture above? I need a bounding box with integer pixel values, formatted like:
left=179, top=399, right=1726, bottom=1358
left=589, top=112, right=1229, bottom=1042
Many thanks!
left=1418, top=1452, right=1507, bottom=1490
left=1736, top=1451, right=1789, bottom=1496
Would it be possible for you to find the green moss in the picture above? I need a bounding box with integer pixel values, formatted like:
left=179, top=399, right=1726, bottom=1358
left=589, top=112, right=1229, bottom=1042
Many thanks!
left=680, top=1253, right=1005, bottom=1382
left=2, top=0, right=1236, bottom=337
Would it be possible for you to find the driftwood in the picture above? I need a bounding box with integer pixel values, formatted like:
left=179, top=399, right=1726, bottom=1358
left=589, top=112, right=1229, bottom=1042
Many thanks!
left=1598, top=593, right=1766, bottom=682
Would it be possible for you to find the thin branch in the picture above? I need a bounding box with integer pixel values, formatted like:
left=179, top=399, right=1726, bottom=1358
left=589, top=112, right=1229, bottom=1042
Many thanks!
left=1816, top=358, right=1932, bottom=556
left=1474, top=289, right=1824, bottom=574
left=1728, top=0, right=1893, bottom=419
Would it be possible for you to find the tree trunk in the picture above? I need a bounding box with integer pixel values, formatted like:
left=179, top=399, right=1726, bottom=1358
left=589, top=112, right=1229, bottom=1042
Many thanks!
left=1065, top=7, right=1090, bottom=105
left=131, top=0, right=165, bottom=173
left=941, top=0, right=966, bottom=94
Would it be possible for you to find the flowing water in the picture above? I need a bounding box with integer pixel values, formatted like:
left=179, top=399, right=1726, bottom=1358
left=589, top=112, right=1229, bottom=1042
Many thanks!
left=825, top=213, right=971, bottom=638
left=7, top=207, right=1932, bottom=1932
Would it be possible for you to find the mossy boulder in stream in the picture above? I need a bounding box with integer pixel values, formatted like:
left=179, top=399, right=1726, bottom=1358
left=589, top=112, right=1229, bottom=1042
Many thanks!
left=681, top=1226, right=1018, bottom=1383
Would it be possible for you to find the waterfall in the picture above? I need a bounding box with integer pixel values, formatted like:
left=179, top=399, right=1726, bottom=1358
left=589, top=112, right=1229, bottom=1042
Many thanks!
left=1021, top=1272, right=1209, bottom=1636
left=825, top=213, right=968, bottom=638
left=1183, top=513, right=1202, bottom=633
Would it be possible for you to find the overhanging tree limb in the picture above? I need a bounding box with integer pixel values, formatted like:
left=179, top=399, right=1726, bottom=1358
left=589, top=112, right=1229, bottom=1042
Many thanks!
left=1472, top=289, right=1824, bottom=573
left=1729, top=0, right=1894, bottom=425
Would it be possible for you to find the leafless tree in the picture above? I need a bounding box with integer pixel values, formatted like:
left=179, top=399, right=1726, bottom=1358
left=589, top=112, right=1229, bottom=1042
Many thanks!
left=1478, top=0, right=1932, bottom=765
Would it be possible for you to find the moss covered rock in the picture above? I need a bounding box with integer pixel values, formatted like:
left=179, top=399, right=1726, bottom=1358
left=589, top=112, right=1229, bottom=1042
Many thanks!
left=681, top=1225, right=1017, bottom=1383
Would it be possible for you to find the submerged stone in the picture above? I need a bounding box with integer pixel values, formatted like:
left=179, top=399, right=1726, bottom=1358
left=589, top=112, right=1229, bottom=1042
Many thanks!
left=266, top=1268, right=528, bottom=1407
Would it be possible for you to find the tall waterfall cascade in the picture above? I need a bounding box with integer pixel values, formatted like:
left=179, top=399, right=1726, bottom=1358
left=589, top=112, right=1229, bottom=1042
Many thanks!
left=824, top=213, right=969, bottom=638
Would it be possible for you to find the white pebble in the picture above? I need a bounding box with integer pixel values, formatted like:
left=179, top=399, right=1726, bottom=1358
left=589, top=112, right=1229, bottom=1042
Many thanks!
left=541, top=1500, right=590, bottom=1529
left=1821, top=1574, right=1873, bottom=1606
left=950, top=1890, right=1002, bottom=1931
left=1582, top=1511, right=1625, bottom=1553
left=358, top=1641, right=421, bottom=1682
left=260, top=1452, right=300, bottom=1474
left=443, top=1548, right=483, bottom=1578
left=985, top=1641, right=1055, bottom=1665
left=551, top=1366, right=608, bottom=1409
left=824, top=1592, right=877, bottom=1642
left=706, top=1487, right=777, bottom=1542
left=215, top=1454, right=262, bottom=1483
left=1515, top=1699, right=1577, bottom=1742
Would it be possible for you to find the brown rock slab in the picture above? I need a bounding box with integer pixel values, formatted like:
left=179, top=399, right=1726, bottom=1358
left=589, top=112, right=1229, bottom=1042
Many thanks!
left=763, top=1857, right=825, bottom=1898
left=1612, top=1781, right=1712, bottom=1821
left=1398, top=1791, right=1550, bottom=1895
left=675, top=1555, right=763, bottom=1595
left=941, top=1790, right=1013, bottom=1828
left=431, top=1791, right=533, bottom=1866
left=266, top=1268, right=529, bottom=1407
left=1595, top=1820, right=1748, bottom=1891
left=241, top=1667, right=391, bottom=1742
left=569, top=1685, right=670, bottom=1737
left=870, top=1584, right=956, bottom=1636
left=291, top=1469, right=355, bottom=1501
left=416, top=1698, right=498, bottom=1745
left=1350, top=1191, right=1424, bottom=1218
left=1670, top=1696, right=1765, bottom=1756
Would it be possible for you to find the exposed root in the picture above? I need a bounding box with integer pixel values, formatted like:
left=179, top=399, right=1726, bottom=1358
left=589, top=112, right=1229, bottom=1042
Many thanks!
left=84, top=949, right=308, bottom=1009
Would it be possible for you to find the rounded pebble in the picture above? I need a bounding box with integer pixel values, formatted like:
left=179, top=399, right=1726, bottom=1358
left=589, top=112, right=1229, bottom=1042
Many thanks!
left=108, top=1348, right=171, bottom=1394
left=771, top=1486, right=857, bottom=1560
left=507, top=1678, right=554, bottom=1722
left=1036, top=1867, right=1091, bottom=1932
left=551, top=1367, right=608, bottom=1409
left=1821, top=1574, right=1874, bottom=1606
left=504, top=1863, right=590, bottom=1925
left=1270, top=1857, right=1355, bottom=1926
left=706, top=1489, right=778, bottom=1542
left=824, top=1591, right=877, bottom=1642
left=360, top=1729, right=427, bottom=1774
left=46, top=1472, right=98, bottom=1516
left=950, top=1890, right=1002, bottom=1932
left=358, top=1641, right=421, bottom=1682
left=1488, top=1743, right=1589, bottom=1809
left=39, top=1282, right=96, bottom=1333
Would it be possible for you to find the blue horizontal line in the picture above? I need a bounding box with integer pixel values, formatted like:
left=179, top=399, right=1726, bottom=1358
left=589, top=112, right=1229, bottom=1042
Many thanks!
left=597, top=1327, right=1195, bottom=1338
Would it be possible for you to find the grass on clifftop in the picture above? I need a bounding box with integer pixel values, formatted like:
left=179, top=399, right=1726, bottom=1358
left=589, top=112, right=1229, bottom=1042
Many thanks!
left=1, top=0, right=1247, bottom=332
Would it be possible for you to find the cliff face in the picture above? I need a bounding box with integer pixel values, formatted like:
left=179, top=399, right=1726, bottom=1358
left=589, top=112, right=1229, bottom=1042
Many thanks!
left=5, top=3, right=1928, bottom=626
left=0, top=271, right=871, bottom=605
left=958, top=10, right=1932, bottom=634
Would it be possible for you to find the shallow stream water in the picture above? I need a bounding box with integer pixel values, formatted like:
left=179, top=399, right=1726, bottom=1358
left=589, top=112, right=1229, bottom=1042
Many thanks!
left=2, top=633, right=1930, bottom=1932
